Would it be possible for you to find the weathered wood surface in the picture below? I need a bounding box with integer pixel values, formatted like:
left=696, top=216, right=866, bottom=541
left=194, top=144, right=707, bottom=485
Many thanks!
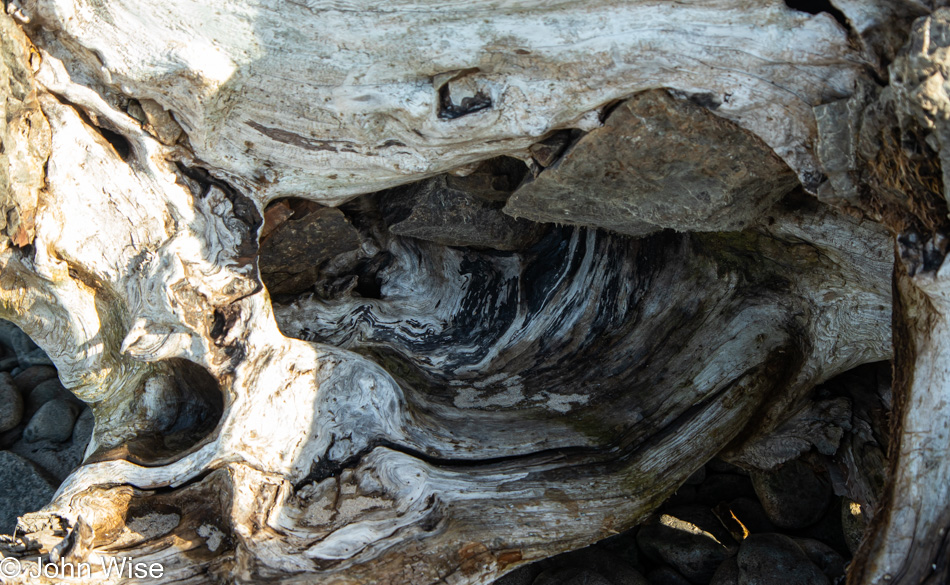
left=0, top=0, right=947, bottom=584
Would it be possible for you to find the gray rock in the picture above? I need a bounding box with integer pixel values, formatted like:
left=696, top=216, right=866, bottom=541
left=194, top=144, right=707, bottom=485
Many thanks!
left=12, top=365, right=57, bottom=393
left=23, top=399, right=79, bottom=443
left=730, top=398, right=851, bottom=469
left=17, top=347, right=53, bottom=368
left=636, top=506, right=737, bottom=583
left=710, top=558, right=739, bottom=585
left=10, top=432, right=87, bottom=484
left=841, top=498, right=868, bottom=555
left=646, top=566, right=691, bottom=585
left=26, top=378, right=80, bottom=414
left=0, top=322, right=53, bottom=369
left=504, top=90, right=798, bottom=237
left=138, top=98, right=183, bottom=145
left=386, top=159, right=546, bottom=251
left=9, top=407, right=90, bottom=483
left=792, top=537, right=846, bottom=581
left=0, top=373, right=23, bottom=432
left=529, top=131, right=572, bottom=168
left=0, top=356, right=19, bottom=372
left=0, top=319, right=35, bottom=358
left=750, top=458, right=831, bottom=529
left=72, top=407, right=95, bottom=446
left=0, top=450, right=56, bottom=534
left=736, top=534, right=829, bottom=585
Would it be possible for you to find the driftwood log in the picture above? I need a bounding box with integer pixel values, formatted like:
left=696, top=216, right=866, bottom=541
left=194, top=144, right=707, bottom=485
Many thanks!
left=0, top=0, right=948, bottom=583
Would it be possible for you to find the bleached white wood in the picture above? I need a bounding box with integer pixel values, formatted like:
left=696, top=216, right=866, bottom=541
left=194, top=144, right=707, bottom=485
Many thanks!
left=0, top=2, right=945, bottom=584
left=18, top=0, right=861, bottom=204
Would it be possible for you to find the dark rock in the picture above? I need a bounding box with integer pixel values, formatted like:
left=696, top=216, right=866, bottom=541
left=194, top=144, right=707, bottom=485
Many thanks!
left=0, top=356, right=18, bottom=371
left=706, top=458, right=749, bottom=475
left=386, top=159, right=546, bottom=251
left=598, top=532, right=641, bottom=569
left=696, top=473, right=756, bottom=507
left=259, top=203, right=365, bottom=296
left=533, top=568, right=613, bottom=585
left=792, top=497, right=850, bottom=556
left=555, top=546, right=647, bottom=585
left=23, top=399, right=79, bottom=443
left=498, top=544, right=648, bottom=585
left=750, top=458, right=831, bottom=529
left=0, top=321, right=53, bottom=369
left=718, top=498, right=775, bottom=536
left=646, top=566, right=691, bottom=585
left=0, top=450, right=56, bottom=534
left=709, top=558, right=739, bottom=585
left=664, top=484, right=698, bottom=507
left=493, top=565, right=536, bottom=585
left=529, top=131, right=572, bottom=168
left=0, top=373, right=23, bottom=432
left=12, top=365, right=57, bottom=393
left=636, top=506, right=737, bottom=583
left=841, top=498, right=868, bottom=555
left=728, top=398, right=851, bottom=469
left=736, top=534, right=829, bottom=585
left=792, top=537, right=846, bottom=581
left=0, top=319, right=35, bottom=358
left=684, top=466, right=706, bottom=486
left=504, top=90, right=798, bottom=237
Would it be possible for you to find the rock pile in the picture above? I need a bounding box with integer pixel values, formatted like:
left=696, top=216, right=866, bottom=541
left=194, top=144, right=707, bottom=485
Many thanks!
left=494, top=455, right=862, bottom=585
left=0, top=320, right=93, bottom=534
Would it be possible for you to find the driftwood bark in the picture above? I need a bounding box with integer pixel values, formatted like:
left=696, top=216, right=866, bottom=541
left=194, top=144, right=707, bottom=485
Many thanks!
left=0, top=0, right=947, bottom=584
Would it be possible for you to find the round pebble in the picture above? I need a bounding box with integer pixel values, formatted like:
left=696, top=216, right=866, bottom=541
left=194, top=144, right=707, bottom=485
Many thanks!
left=793, top=537, right=846, bottom=580
left=27, top=378, right=80, bottom=413
left=0, top=356, right=19, bottom=372
left=24, top=399, right=80, bottom=443
left=736, top=533, right=829, bottom=585
left=646, top=566, right=691, bottom=585
left=750, top=458, right=831, bottom=529
left=72, top=407, right=95, bottom=445
left=533, top=568, right=613, bottom=585
left=13, top=365, right=58, bottom=394
left=0, top=373, right=24, bottom=432
left=636, top=506, right=737, bottom=583
left=709, top=557, right=739, bottom=585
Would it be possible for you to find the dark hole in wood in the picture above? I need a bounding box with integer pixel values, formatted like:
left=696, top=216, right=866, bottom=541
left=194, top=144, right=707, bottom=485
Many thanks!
left=95, top=126, right=131, bottom=161
left=438, top=83, right=492, bottom=120
left=783, top=0, right=849, bottom=29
